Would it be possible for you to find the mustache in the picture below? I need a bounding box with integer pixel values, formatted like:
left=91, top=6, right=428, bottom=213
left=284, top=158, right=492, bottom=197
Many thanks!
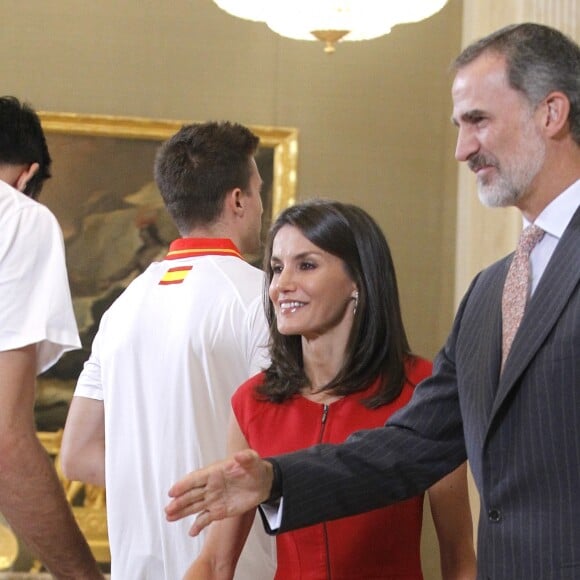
left=468, top=153, right=498, bottom=173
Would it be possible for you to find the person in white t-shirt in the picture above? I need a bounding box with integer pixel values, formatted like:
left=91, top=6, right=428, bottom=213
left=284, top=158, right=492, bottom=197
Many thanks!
left=61, top=121, right=276, bottom=580
left=0, top=95, right=103, bottom=579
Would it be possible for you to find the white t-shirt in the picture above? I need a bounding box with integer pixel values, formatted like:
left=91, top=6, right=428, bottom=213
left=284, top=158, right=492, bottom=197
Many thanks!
left=75, top=238, right=276, bottom=580
left=0, top=182, right=80, bottom=371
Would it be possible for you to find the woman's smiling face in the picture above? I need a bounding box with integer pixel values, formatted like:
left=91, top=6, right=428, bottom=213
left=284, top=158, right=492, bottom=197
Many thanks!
left=269, top=225, right=357, bottom=341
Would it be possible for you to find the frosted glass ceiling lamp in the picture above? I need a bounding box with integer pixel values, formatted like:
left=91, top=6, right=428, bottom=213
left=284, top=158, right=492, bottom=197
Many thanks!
left=213, top=0, right=450, bottom=53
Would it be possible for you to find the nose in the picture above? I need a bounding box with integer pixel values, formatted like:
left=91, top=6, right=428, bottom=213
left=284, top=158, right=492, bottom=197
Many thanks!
left=273, top=266, right=296, bottom=292
left=454, top=126, right=479, bottom=163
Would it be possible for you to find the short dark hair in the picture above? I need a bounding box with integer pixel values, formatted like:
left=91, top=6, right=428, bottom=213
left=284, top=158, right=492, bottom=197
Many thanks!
left=153, top=121, right=260, bottom=235
left=453, top=23, right=580, bottom=145
left=0, top=96, right=52, bottom=199
left=259, top=199, right=413, bottom=408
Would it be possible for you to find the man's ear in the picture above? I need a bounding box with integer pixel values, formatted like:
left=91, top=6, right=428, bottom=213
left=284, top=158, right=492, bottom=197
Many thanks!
left=229, top=187, right=246, bottom=217
left=15, top=163, right=40, bottom=193
left=542, top=92, right=570, bottom=137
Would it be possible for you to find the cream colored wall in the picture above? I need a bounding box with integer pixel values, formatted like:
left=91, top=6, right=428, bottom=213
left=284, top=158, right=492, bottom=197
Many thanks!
left=0, top=1, right=465, bottom=578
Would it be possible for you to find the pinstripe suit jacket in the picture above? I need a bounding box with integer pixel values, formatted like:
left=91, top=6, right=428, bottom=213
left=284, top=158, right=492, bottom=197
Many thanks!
left=272, top=205, right=580, bottom=579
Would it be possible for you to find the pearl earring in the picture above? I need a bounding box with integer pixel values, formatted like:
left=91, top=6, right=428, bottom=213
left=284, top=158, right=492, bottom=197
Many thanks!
left=352, top=291, right=359, bottom=314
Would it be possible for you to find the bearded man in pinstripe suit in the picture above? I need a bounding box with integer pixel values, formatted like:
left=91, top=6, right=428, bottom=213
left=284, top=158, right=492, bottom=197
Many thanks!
left=167, top=23, right=580, bottom=580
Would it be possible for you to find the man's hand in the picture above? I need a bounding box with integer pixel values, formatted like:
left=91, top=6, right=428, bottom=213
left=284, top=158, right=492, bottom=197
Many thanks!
left=165, top=449, right=273, bottom=536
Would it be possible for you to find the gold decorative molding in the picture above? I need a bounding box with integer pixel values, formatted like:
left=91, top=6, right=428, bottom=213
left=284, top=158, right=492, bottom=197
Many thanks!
left=0, top=525, right=18, bottom=571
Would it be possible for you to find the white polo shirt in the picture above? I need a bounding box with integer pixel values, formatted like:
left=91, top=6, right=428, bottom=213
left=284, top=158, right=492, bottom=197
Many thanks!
left=0, top=181, right=80, bottom=370
left=75, top=237, right=275, bottom=580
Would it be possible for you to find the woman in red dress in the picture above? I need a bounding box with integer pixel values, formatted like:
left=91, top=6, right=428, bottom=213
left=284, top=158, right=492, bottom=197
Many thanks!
left=185, top=200, right=475, bottom=579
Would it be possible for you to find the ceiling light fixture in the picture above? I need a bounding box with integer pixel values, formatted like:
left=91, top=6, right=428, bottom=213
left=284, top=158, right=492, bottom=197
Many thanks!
left=213, top=0, right=450, bottom=53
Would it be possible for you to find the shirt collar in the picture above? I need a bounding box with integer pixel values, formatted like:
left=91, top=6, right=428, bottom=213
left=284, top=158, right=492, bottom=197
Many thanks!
left=165, top=238, right=243, bottom=260
left=524, top=178, right=580, bottom=239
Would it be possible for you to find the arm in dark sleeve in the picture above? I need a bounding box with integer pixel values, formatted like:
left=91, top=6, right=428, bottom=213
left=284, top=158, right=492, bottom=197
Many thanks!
left=269, top=285, right=475, bottom=534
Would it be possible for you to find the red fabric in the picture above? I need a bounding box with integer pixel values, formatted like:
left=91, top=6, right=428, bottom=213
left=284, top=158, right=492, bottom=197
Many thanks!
left=232, top=357, right=433, bottom=580
left=165, top=237, right=243, bottom=260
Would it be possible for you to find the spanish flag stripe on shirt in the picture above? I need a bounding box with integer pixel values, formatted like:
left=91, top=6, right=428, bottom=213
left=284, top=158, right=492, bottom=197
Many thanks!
left=158, top=238, right=244, bottom=286
left=158, top=266, right=193, bottom=285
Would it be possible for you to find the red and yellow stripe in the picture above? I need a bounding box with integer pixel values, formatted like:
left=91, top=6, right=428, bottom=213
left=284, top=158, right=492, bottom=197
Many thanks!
left=158, top=265, right=193, bottom=285
left=159, top=238, right=244, bottom=285
left=165, top=238, right=243, bottom=261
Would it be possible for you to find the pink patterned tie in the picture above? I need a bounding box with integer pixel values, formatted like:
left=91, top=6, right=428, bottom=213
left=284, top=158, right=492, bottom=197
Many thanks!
left=501, top=224, right=545, bottom=369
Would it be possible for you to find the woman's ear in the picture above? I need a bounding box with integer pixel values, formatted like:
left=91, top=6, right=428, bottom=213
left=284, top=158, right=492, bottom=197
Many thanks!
left=351, top=289, right=359, bottom=314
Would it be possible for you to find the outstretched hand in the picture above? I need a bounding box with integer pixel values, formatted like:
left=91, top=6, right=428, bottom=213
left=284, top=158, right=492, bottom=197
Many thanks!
left=165, top=449, right=273, bottom=536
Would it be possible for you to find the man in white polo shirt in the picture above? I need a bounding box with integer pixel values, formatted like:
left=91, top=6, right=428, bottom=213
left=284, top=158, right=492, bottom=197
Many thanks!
left=61, top=121, right=276, bottom=579
left=0, top=96, right=103, bottom=578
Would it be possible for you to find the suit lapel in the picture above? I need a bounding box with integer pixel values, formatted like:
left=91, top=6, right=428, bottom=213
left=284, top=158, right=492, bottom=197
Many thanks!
left=490, top=205, right=580, bottom=421
left=475, top=263, right=506, bottom=413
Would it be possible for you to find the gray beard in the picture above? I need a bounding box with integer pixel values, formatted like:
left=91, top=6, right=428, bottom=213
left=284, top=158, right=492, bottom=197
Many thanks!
left=477, top=178, right=522, bottom=208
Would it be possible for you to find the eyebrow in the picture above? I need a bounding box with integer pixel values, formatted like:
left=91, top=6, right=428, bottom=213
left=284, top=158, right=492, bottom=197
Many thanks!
left=270, top=251, right=322, bottom=262
left=451, top=109, right=487, bottom=126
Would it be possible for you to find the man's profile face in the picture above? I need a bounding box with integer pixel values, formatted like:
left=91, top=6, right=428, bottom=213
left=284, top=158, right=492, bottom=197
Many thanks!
left=451, top=52, right=546, bottom=210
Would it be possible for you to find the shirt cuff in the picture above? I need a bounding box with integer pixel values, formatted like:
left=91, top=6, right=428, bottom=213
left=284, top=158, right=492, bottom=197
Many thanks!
left=259, top=497, right=284, bottom=532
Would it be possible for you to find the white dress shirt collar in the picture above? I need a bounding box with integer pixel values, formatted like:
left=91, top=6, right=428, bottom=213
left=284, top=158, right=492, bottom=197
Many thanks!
left=524, top=178, right=580, bottom=238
